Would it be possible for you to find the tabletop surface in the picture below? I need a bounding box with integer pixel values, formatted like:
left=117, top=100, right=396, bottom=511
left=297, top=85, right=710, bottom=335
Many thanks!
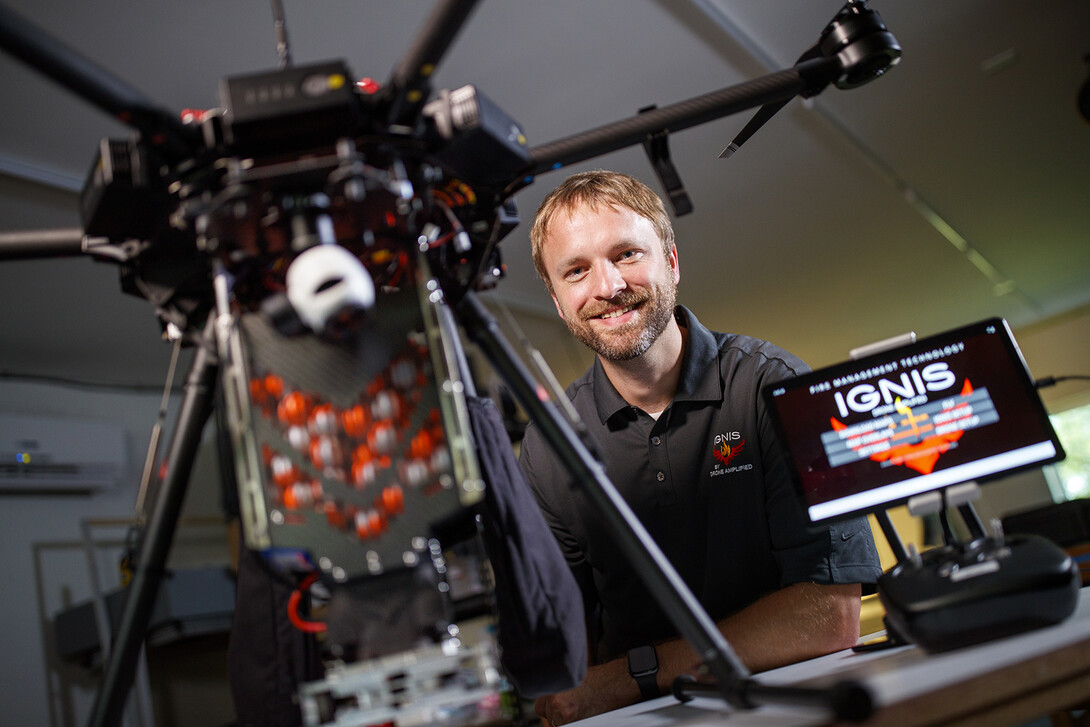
left=569, top=588, right=1090, bottom=727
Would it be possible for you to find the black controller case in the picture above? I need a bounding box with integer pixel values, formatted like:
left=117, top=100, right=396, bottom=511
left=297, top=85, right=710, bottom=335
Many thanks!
left=878, top=533, right=1080, bottom=653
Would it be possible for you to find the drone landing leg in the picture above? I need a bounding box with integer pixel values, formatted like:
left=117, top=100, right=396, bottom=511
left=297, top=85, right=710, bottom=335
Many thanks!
left=87, top=317, right=219, bottom=727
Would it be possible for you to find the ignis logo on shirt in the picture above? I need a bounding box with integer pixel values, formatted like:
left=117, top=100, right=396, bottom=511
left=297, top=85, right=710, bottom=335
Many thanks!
left=710, top=432, right=750, bottom=476
left=714, top=431, right=742, bottom=445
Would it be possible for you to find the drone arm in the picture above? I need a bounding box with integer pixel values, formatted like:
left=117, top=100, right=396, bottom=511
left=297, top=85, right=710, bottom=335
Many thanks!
left=0, top=227, right=87, bottom=260
left=0, top=3, right=195, bottom=162
left=383, top=0, right=482, bottom=128
left=510, top=57, right=839, bottom=192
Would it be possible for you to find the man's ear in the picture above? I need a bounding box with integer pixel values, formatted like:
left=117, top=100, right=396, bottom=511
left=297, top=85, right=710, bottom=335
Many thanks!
left=669, top=245, right=680, bottom=285
left=551, top=294, right=566, bottom=321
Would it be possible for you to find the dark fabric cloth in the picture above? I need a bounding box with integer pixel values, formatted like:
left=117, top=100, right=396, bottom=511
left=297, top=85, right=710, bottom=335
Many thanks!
left=227, top=540, right=322, bottom=727
left=223, top=380, right=319, bottom=727
left=468, top=394, right=588, bottom=697
left=519, top=306, right=882, bottom=660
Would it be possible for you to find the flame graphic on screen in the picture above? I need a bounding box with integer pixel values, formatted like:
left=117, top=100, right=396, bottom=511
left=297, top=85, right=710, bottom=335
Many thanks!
left=830, top=379, right=974, bottom=475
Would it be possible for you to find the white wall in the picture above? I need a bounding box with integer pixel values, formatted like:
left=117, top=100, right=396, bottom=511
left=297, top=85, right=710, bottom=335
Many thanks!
left=0, top=378, right=231, bottom=727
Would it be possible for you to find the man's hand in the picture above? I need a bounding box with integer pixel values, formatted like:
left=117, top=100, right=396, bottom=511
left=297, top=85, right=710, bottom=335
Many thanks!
left=533, top=658, right=639, bottom=726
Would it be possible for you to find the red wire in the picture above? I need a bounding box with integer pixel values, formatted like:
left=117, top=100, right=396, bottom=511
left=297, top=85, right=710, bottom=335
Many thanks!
left=287, top=572, right=328, bottom=633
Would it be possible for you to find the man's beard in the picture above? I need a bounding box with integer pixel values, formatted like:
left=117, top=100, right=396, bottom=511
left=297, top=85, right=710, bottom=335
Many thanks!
left=564, top=281, right=677, bottom=361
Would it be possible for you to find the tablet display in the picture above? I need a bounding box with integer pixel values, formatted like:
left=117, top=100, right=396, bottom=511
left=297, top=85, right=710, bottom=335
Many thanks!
left=764, top=318, right=1065, bottom=522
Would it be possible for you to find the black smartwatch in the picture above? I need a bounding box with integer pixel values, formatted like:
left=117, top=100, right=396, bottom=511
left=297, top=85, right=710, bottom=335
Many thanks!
left=627, top=645, right=659, bottom=701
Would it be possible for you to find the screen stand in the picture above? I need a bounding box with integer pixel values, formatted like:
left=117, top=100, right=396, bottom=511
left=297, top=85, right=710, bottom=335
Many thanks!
left=906, top=481, right=986, bottom=542
left=871, top=509, right=909, bottom=564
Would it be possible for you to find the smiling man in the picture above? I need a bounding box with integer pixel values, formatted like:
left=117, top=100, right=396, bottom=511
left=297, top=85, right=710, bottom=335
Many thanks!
left=518, top=170, right=882, bottom=726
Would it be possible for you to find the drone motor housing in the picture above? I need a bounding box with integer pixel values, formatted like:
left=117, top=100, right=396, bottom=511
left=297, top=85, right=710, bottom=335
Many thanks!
left=423, top=84, right=531, bottom=191
left=80, top=137, right=171, bottom=241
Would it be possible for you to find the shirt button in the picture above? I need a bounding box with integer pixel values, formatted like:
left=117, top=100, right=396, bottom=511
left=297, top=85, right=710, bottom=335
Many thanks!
left=652, top=436, right=661, bottom=446
left=656, top=471, right=665, bottom=482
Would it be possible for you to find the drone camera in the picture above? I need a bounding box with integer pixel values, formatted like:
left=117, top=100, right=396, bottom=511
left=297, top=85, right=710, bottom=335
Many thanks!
left=284, top=243, right=376, bottom=338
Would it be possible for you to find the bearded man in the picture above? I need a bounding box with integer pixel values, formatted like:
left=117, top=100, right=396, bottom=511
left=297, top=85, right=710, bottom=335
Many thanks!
left=518, top=170, right=882, bottom=725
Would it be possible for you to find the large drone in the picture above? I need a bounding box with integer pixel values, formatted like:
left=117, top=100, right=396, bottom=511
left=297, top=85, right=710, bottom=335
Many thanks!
left=0, top=2, right=900, bottom=726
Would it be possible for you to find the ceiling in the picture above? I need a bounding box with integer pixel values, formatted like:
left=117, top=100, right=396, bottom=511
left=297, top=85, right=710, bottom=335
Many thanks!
left=1, top=0, right=1088, bottom=395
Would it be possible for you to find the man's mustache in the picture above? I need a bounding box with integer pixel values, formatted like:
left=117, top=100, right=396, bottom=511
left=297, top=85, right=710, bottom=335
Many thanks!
left=580, top=290, right=648, bottom=321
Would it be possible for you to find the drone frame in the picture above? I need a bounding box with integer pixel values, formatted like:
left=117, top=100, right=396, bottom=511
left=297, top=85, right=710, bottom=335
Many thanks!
left=0, top=2, right=901, bottom=725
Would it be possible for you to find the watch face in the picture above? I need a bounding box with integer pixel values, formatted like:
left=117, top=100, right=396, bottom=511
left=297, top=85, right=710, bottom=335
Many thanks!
left=628, top=645, right=657, bottom=674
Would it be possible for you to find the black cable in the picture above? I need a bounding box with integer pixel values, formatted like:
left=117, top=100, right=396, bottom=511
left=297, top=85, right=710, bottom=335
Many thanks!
left=1036, top=375, right=1090, bottom=390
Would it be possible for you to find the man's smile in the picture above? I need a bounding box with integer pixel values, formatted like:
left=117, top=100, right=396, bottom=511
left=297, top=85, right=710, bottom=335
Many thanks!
left=582, top=292, right=648, bottom=323
left=597, top=303, right=637, bottom=320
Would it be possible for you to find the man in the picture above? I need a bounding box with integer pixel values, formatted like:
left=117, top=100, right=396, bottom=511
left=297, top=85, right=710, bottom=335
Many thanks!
left=518, top=170, right=882, bottom=725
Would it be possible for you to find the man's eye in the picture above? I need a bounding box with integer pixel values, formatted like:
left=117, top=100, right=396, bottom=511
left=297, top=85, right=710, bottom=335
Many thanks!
left=565, top=267, right=586, bottom=279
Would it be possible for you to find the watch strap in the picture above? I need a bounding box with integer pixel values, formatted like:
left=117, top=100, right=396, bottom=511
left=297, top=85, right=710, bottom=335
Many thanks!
left=627, top=645, right=659, bottom=700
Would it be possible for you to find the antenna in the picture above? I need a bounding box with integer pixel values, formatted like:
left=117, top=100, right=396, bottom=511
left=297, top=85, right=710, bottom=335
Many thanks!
left=270, top=0, right=292, bottom=70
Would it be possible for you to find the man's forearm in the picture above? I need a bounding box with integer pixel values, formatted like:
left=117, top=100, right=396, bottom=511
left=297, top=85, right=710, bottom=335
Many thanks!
left=535, top=582, right=862, bottom=725
left=655, top=582, right=862, bottom=692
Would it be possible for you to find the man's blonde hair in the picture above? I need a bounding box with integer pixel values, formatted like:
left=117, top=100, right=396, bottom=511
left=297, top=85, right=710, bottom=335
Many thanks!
left=530, top=171, right=675, bottom=293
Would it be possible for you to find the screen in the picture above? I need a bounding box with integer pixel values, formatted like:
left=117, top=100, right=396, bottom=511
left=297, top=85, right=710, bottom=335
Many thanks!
left=764, top=318, right=1065, bottom=522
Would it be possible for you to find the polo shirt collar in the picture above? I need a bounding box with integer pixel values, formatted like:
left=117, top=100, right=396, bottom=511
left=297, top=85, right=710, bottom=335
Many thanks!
left=674, top=306, right=723, bottom=404
left=590, top=306, right=724, bottom=424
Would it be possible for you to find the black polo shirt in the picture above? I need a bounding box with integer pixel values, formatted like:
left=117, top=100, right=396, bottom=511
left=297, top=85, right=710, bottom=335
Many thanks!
left=519, top=306, right=881, bottom=660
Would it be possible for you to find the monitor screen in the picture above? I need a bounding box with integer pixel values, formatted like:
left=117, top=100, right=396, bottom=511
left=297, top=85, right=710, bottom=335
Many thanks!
left=763, top=318, right=1065, bottom=522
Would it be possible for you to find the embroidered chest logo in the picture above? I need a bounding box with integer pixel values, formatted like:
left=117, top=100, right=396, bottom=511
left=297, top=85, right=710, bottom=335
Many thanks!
left=713, top=438, right=744, bottom=466
left=709, top=432, right=752, bottom=477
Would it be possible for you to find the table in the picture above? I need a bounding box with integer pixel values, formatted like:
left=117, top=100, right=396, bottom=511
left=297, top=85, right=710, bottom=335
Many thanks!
left=570, top=588, right=1090, bottom=727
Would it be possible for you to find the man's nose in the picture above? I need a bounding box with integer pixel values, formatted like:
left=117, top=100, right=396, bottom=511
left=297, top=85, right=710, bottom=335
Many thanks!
left=591, top=263, right=626, bottom=299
